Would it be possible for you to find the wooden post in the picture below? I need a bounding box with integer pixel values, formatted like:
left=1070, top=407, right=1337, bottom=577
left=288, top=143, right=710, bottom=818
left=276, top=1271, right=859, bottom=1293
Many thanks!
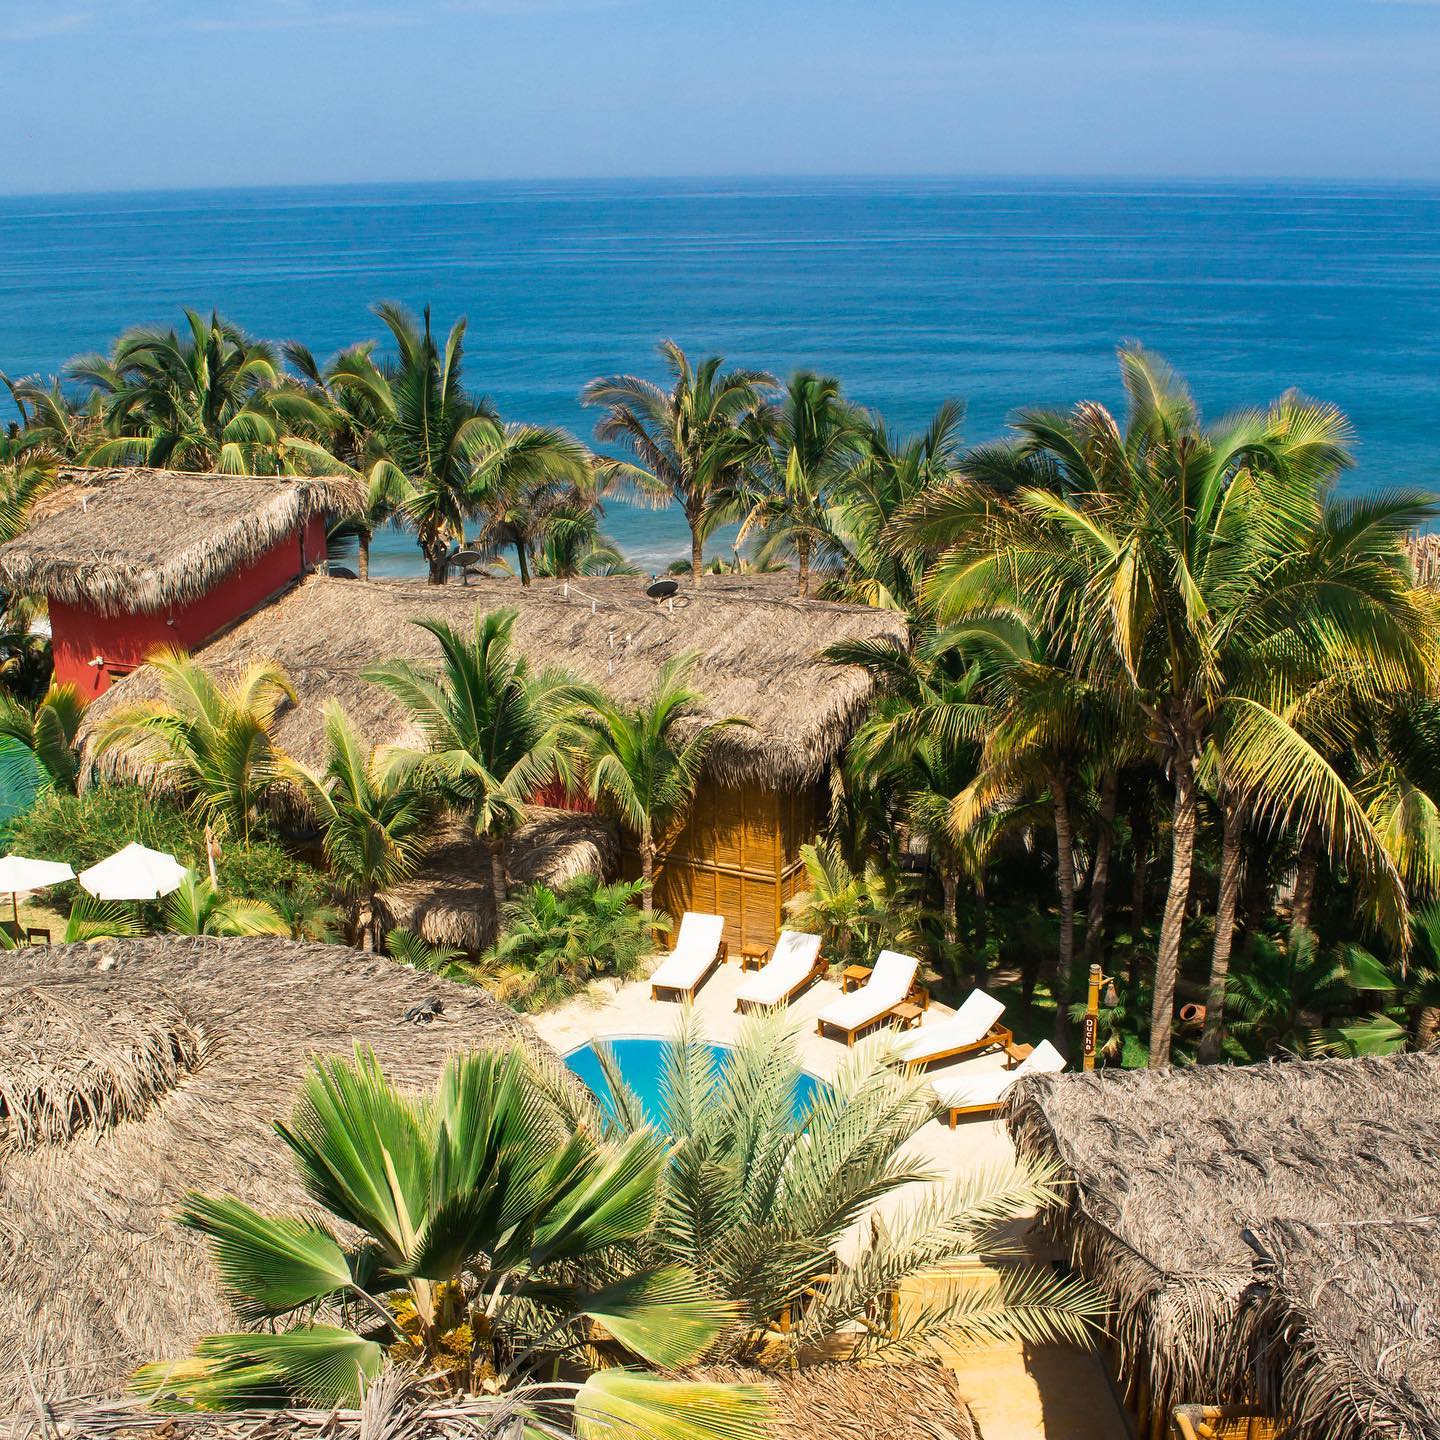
left=1083, top=962, right=1106, bottom=1072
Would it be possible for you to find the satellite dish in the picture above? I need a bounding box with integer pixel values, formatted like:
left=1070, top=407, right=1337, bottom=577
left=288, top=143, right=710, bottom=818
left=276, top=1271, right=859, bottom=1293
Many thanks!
left=327, top=564, right=358, bottom=580
left=449, top=549, right=483, bottom=569
left=646, top=578, right=680, bottom=600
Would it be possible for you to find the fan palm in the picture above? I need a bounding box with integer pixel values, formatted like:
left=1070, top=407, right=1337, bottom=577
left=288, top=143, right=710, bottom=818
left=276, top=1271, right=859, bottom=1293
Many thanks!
left=582, top=341, right=775, bottom=585
left=69, top=309, right=337, bottom=475
left=910, top=346, right=1438, bottom=1064
left=94, top=651, right=296, bottom=846
left=162, top=871, right=291, bottom=937
left=133, top=1046, right=767, bottom=1440
left=281, top=703, right=436, bottom=951
left=363, top=611, right=590, bottom=923
left=0, top=683, right=86, bottom=792
left=737, top=371, right=859, bottom=596
left=575, top=653, right=748, bottom=912
left=577, top=1008, right=1103, bottom=1364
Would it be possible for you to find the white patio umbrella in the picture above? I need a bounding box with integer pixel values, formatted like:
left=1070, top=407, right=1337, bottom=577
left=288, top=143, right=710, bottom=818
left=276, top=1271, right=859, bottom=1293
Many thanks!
left=77, top=843, right=188, bottom=902
left=0, top=854, right=75, bottom=928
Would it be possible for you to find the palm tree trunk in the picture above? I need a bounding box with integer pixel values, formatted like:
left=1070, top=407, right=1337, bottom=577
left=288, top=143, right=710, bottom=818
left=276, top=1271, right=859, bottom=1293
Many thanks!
left=640, top=840, right=656, bottom=913
left=972, top=876, right=989, bottom=990
left=1052, top=775, right=1078, bottom=1049
left=488, top=836, right=508, bottom=931
left=358, top=529, right=371, bottom=582
left=690, top=529, right=703, bottom=586
left=940, top=866, right=958, bottom=946
left=516, top=542, right=531, bottom=587
left=1291, top=825, right=1320, bottom=933
left=1082, top=769, right=1120, bottom=969
left=797, top=535, right=810, bottom=598
left=1199, top=796, right=1244, bottom=1063
left=1149, top=756, right=1198, bottom=1067
left=1415, top=1006, right=1440, bottom=1049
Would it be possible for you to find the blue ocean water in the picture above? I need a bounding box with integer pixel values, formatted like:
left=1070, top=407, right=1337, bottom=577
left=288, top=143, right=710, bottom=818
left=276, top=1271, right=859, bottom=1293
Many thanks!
left=1, top=177, right=1437, bottom=573
left=564, top=1036, right=825, bottom=1129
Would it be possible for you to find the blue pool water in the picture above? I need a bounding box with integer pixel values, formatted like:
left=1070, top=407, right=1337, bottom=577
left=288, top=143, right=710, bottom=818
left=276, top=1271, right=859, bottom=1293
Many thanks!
left=1, top=178, right=1438, bottom=573
left=565, top=1035, right=826, bottom=1129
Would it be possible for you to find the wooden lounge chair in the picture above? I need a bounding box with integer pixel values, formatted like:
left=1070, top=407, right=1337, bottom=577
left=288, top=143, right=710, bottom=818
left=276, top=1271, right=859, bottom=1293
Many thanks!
left=649, top=911, right=728, bottom=1001
left=815, top=950, right=919, bottom=1046
left=735, top=930, right=825, bottom=1011
left=895, top=988, right=1011, bottom=1069
left=932, top=1039, right=1067, bottom=1127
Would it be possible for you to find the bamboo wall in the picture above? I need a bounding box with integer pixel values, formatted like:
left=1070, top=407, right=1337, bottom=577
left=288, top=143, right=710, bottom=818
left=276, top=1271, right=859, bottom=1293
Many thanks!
left=621, top=779, right=824, bottom=949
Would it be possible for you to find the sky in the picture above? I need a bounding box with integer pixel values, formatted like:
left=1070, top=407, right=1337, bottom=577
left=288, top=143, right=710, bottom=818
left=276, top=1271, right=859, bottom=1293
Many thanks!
left=1, top=0, right=1439, bottom=194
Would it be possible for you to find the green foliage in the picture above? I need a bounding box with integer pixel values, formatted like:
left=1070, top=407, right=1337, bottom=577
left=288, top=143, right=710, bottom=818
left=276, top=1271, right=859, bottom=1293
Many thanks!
left=135, top=1046, right=766, bottom=1437
left=591, top=1008, right=1104, bottom=1362
left=162, top=871, right=292, bottom=937
left=482, top=875, right=667, bottom=1011
left=785, top=839, right=919, bottom=970
left=385, top=927, right=465, bottom=976
left=0, top=683, right=87, bottom=793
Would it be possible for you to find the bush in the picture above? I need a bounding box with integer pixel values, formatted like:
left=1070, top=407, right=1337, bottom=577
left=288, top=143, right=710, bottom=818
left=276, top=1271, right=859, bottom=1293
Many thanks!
left=481, top=875, right=667, bottom=1012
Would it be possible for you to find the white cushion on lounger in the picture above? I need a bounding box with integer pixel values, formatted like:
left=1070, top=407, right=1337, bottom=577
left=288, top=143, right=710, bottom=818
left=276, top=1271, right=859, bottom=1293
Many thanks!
left=815, top=949, right=919, bottom=1033
left=650, top=911, right=725, bottom=991
left=896, top=988, right=1005, bottom=1064
left=930, top=1039, right=1068, bottom=1112
left=736, top=930, right=822, bottom=1007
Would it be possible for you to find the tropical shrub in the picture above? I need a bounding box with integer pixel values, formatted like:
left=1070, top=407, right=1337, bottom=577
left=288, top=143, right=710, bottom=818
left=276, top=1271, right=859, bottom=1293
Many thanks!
left=482, top=875, right=666, bottom=1011
left=386, top=927, right=466, bottom=978
left=578, top=1009, right=1104, bottom=1362
left=135, top=1045, right=768, bottom=1439
left=162, top=872, right=292, bottom=937
left=785, top=839, right=919, bottom=971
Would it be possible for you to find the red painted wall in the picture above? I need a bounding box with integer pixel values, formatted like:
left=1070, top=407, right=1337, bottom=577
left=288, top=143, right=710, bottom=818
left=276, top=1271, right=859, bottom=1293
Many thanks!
left=51, top=516, right=326, bottom=696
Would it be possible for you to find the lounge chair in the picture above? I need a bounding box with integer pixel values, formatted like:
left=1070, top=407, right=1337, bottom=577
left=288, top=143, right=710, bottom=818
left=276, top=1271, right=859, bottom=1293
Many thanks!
left=649, top=911, right=728, bottom=1001
left=894, top=988, right=1010, bottom=1068
left=815, top=950, right=920, bottom=1046
left=932, top=1039, right=1067, bottom=1127
left=735, top=930, right=825, bottom=1011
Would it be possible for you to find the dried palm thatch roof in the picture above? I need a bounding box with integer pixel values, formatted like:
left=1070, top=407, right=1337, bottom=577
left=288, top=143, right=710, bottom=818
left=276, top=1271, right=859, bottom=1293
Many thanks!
left=384, top=807, right=619, bottom=951
left=40, top=1362, right=978, bottom=1440
left=1006, top=1052, right=1440, bottom=1419
left=1404, top=533, right=1440, bottom=590
left=0, top=466, right=361, bottom=615
left=1241, top=1217, right=1440, bottom=1440
left=81, top=574, right=907, bottom=787
left=0, top=935, right=555, bottom=1424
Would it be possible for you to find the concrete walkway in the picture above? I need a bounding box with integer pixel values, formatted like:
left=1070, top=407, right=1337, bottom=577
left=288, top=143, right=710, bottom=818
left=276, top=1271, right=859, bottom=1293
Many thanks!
left=529, top=955, right=1129, bottom=1440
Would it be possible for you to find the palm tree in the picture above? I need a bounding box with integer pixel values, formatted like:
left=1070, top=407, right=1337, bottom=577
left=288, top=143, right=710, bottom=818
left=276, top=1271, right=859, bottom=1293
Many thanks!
left=582, top=341, right=775, bottom=585
left=578, top=1008, right=1103, bottom=1364
left=575, top=653, right=748, bottom=912
left=363, top=611, right=589, bottom=924
left=281, top=702, right=436, bottom=950
left=530, top=505, right=637, bottom=578
left=0, top=683, right=86, bottom=792
left=162, top=870, right=291, bottom=936
left=738, top=370, right=859, bottom=596
left=94, top=651, right=295, bottom=846
left=69, top=310, right=337, bottom=475
left=912, top=346, right=1437, bottom=1065
left=134, top=1046, right=767, bottom=1439
left=785, top=839, right=919, bottom=972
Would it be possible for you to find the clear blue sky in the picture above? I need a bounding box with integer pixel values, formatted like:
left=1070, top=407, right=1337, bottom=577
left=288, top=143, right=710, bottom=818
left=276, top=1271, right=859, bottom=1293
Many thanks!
left=3, top=0, right=1438, bottom=194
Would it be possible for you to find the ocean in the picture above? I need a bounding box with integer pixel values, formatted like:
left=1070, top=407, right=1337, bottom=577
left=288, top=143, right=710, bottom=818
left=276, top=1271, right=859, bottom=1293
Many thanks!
left=1, top=177, right=1437, bottom=575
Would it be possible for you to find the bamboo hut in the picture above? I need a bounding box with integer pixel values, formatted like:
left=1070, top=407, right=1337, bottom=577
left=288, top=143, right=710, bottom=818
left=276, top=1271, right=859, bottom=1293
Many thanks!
left=0, top=466, right=360, bottom=696
left=1238, top=1217, right=1440, bottom=1440
left=0, top=935, right=557, bottom=1423
left=81, top=574, right=907, bottom=949
left=1006, top=1052, right=1440, bottom=1439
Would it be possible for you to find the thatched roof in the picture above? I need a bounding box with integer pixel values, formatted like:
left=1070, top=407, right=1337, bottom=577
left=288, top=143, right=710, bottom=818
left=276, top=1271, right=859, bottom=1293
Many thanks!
left=81, top=573, right=907, bottom=787
left=1241, top=1217, right=1440, bottom=1440
left=1404, top=534, right=1440, bottom=590
left=39, top=1362, right=978, bottom=1440
left=0, top=466, right=361, bottom=615
left=0, top=936, right=553, bottom=1422
left=1006, top=1052, right=1440, bottom=1418
left=384, top=807, right=619, bottom=951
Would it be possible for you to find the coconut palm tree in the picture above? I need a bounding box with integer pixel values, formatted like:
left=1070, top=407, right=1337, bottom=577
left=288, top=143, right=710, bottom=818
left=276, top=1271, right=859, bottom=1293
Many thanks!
left=280, top=702, right=436, bottom=951
left=94, top=651, right=295, bottom=846
left=738, top=370, right=860, bottom=596
left=363, top=611, right=590, bottom=923
left=582, top=341, right=775, bottom=585
left=911, top=346, right=1438, bottom=1065
left=68, top=310, right=337, bottom=475
left=134, top=1045, right=767, bottom=1439
left=162, top=871, right=291, bottom=937
left=574, top=653, right=748, bottom=912
left=530, top=505, right=637, bottom=579
left=575, top=1008, right=1103, bottom=1364
left=0, top=683, right=86, bottom=792
left=2, top=371, right=101, bottom=460
left=785, top=839, right=919, bottom=972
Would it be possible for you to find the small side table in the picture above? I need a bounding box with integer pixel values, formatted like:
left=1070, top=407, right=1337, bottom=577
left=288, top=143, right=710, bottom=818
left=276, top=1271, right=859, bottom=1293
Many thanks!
left=738, top=942, right=771, bottom=971
left=1004, top=1040, right=1035, bottom=1070
left=841, top=964, right=871, bottom=993
left=891, top=1001, right=924, bottom=1030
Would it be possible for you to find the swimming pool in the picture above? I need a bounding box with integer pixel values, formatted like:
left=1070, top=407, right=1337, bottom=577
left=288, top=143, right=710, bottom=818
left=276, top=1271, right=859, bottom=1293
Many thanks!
left=564, top=1035, right=826, bottom=1129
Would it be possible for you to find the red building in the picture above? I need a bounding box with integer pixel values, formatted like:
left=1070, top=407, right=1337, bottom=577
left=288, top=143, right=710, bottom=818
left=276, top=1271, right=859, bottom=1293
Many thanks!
left=0, top=467, right=360, bottom=696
